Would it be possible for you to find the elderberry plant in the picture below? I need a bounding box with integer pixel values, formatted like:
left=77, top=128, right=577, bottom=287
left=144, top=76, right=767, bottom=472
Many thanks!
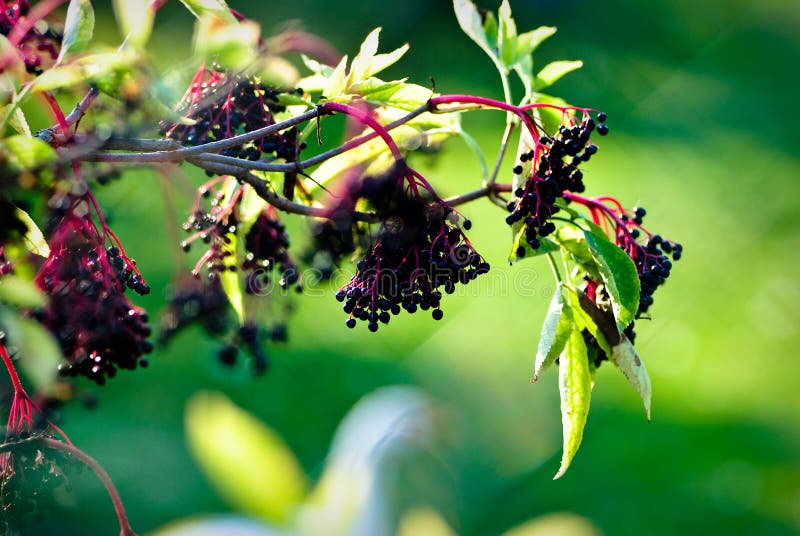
left=0, top=0, right=683, bottom=531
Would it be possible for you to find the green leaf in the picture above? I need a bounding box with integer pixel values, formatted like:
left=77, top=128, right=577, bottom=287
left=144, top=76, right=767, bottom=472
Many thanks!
left=530, top=93, right=570, bottom=135
left=497, top=0, right=518, bottom=67
left=348, top=28, right=409, bottom=84
left=112, top=0, right=154, bottom=47
left=611, top=335, right=652, bottom=420
left=563, top=285, right=612, bottom=358
left=178, top=0, right=237, bottom=23
left=535, top=60, right=583, bottom=91
left=555, top=225, right=601, bottom=280
left=583, top=230, right=640, bottom=332
left=554, top=327, right=592, bottom=479
left=453, top=0, right=496, bottom=60
left=533, top=285, right=572, bottom=381
left=0, top=275, right=46, bottom=308
left=0, top=105, right=31, bottom=136
left=349, top=78, right=407, bottom=103
left=15, top=207, right=50, bottom=257
left=152, top=516, right=284, bottom=536
left=0, top=135, right=57, bottom=171
left=371, top=82, right=433, bottom=111
left=515, top=26, right=557, bottom=60
left=194, top=13, right=259, bottom=71
left=58, top=0, right=95, bottom=64
left=482, top=11, right=498, bottom=51
left=509, top=223, right=559, bottom=263
left=219, top=228, right=244, bottom=325
left=32, top=51, right=138, bottom=94
left=185, top=392, right=308, bottom=524
left=0, top=310, right=62, bottom=394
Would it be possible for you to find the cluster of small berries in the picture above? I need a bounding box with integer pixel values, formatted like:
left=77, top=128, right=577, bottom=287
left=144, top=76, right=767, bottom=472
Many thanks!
left=0, top=0, right=61, bottom=75
left=507, top=112, right=607, bottom=255
left=336, top=166, right=489, bottom=331
left=616, top=206, right=682, bottom=317
left=34, top=212, right=152, bottom=385
left=159, top=66, right=302, bottom=162
left=243, top=206, right=299, bottom=293
left=158, top=277, right=231, bottom=344
left=217, top=323, right=276, bottom=375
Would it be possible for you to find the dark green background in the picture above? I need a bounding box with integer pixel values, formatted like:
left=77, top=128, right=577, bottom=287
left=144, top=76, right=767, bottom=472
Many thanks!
left=24, top=0, right=800, bottom=534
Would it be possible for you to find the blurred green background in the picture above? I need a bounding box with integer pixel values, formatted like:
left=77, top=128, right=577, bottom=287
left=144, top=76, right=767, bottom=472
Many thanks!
left=25, top=0, right=800, bottom=534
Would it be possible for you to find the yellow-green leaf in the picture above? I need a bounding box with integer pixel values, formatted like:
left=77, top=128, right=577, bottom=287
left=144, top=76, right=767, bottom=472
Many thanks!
left=178, top=0, right=237, bottom=23
left=0, top=310, right=62, bottom=394
left=535, top=60, right=583, bottom=91
left=112, top=0, right=154, bottom=47
left=185, top=392, right=308, bottom=524
left=15, top=207, right=50, bottom=257
left=533, top=285, right=572, bottom=381
left=554, top=327, right=592, bottom=479
left=583, top=229, right=640, bottom=332
left=58, top=0, right=95, bottom=64
left=0, top=135, right=57, bottom=171
left=0, top=105, right=31, bottom=136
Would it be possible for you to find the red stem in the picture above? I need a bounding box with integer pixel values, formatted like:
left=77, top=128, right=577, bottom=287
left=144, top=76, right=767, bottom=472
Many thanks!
left=321, top=101, right=404, bottom=161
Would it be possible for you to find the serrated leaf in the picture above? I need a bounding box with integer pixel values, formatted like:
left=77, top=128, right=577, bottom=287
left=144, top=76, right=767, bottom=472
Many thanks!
left=372, top=82, right=432, bottom=111
left=497, top=0, right=518, bottom=67
left=0, top=310, right=62, bottom=394
left=1, top=135, right=57, bottom=171
left=555, top=225, right=601, bottom=280
left=58, top=0, right=95, bottom=64
left=583, top=230, right=640, bottom=332
left=535, top=60, right=583, bottom=90
left=350, top=78, right=406, bottom=102
left=509, top=223, right=559, bottom=263
left=453, top=0, right=495, bottom=59
left=533, top=285, right=572, bottom=381
left=178, top=0, right=237, bottom=23
left=15, top=207, right=49, bottom=257
left=611, top=335, right=652, bottom=420
left=0, top=275, right=46, bottom=308
left=555, top=327, right=592, bottom=479
left=185, top=392, right=308, bottom=524
left=0, top=105, right=30, bottom=136
left=112, top=0, right=154, bottom=47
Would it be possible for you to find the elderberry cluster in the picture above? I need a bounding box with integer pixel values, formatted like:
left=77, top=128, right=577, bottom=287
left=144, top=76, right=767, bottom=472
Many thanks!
left=507, top=113, right=607, bottom=254
left=243, top=207, right=299, bottom=293
left=35, top=213, right=152, bottom=385
left=158, top=277, right=231, bottom=344
left=631, top=231, right=682, bottom=317
left=159, top=67, right=303, bottom=162
left=0, top=0, right=61, bottom=75
left=336, top=168, right=489, bottom=332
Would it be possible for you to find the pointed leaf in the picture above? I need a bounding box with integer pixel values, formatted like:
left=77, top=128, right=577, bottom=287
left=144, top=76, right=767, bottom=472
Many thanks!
left=16, top=207, right=50, bottom=257
left=0, top=105, right=31, bottom=136
left=219, top=232, right=244, bottom=325
left=533, top=285, right=572, bottom=381
left=348, top=28, right=381, bottom=84
left=554, top=327, right=592, bottom=479
left=366, top=43, right=410, bottom=79
left=58, top=0, right=95, bottom=64
left=583, top=230, right=640, bottom=332
left=611, top=335, right=652, bottom=420
left=453, top=0, right=495, bottom=59
left=185, top=392, right=308, bottom=524
left=0, top=310, right=62, bottom=394
left=113, top=0, right=154, bottom=47
left=564, top=285, right=612, bottom=358
left=535, top=60, right=583, bottom=91
left=515, top=26, right=557, bottom=59
left=497, top=0, right=518, bottom=67
left=178, top=0, right=237, bottom=23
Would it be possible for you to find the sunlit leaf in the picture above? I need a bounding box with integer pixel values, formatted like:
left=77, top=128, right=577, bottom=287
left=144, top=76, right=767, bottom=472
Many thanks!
left=397, top=508, right=457, bottom=536
left=583, top=229, right=640, bottom=332
left=515, top=26, right=557, bottom=60
left=0, top=275, right=46, bottom=308
left=453, top=0, right=495, bottom=60
left=563, top=285, right=612, bottom=358
left=185, top=392, right=308, bottom=525
left=497, top=0, right=518, bottom=67
left=58, top=0, right=95, bottom=64
left=509, top=223, right=559, bottom=263
left=554, top=327, right=591, bottom=479
left=611, top=335, right=652, bottom=420
left=194, top=13, right=260, bottom=71
left=178, top=0, right=237, bottom=23
left=534, top=60, right=583, bottom=91
left=533, top=285, right=572, bottom=381
left=15, top=207, right=49, bottom=257
left=501, top=512, right=602, bottom=536
left=219, top=226, right=244, bottom=325
left=0, top=135, right=57, bottom=171
left=0, top=105, right=30, bottom=136
left=112, top=0, right=154, bottom=47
